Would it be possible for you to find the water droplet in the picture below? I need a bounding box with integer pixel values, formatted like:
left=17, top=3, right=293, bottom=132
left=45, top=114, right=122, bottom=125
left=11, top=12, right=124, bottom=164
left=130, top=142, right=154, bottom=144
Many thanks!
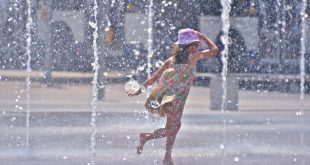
left=220, top=144, right=225, bottom=150
left=11, top=117, right=16, bottom=122
left=266, top=118, right=271, bottom=125
left=296, top=111, right=304, bottom=116
left=228, top=119, right=234, bottom=123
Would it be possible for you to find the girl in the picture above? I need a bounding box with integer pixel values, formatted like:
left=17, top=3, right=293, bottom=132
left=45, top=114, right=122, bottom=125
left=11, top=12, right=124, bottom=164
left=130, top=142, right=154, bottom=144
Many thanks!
left=127, top=28, right=219, bottom=165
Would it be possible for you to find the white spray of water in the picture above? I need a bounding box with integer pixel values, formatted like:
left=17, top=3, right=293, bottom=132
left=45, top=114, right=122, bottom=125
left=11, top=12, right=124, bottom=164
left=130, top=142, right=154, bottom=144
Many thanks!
left=125, top=75, right=140, bottom=94
left=89, top=0, right=99, bottom=164
left=275, top=0, right=282, bottom=61
left=220, top=0, right=231, bottom=112
left=25, top=0, right=33, bottom=149
left=299, top=0, right=307, bottom=110
left=220, top=0, right=231, bottom=164
left=298, top=0, right=307, bottom=154
left=147, top=0, right=154, bottom=78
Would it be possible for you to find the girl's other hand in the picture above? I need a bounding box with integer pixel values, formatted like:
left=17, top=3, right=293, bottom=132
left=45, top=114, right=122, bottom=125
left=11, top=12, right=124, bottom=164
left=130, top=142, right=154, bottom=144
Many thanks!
left=127, top=88, right=142, bottom=96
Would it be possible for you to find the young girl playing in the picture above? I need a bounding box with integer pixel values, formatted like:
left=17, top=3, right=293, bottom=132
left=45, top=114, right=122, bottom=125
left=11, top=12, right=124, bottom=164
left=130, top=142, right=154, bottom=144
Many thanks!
left=127, top=28, right=219, bottom=165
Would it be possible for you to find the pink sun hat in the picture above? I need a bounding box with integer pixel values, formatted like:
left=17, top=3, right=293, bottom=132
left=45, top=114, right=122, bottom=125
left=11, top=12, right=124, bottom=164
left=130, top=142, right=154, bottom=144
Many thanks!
left=175, top=28, right=200, bottom=45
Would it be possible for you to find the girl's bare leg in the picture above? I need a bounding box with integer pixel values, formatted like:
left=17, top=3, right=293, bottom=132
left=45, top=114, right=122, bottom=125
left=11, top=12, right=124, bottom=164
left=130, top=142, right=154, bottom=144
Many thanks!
left=137, top=105, right=169, bottom=154
left=163, top=109, right=181, bottom=165
left=137, top=103, right=182, bottom=165
left=137, top=128, right=167, bottom=154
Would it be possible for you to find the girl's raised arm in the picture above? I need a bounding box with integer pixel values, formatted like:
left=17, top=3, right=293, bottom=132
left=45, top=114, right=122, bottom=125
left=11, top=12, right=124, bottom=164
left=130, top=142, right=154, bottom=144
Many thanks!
left=192, top=32, right=219, bottom=63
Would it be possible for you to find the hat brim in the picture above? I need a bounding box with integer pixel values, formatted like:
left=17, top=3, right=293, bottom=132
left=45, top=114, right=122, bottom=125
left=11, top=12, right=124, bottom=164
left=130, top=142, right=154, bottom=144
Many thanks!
left=174, top=40, right=201, bottom=45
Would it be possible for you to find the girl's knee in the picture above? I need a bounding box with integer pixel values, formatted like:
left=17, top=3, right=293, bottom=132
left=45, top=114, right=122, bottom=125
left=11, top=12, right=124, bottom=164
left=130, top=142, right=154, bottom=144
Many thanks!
left=174, top=120, right=181, bottom=128
left=167, top=122, right=181, bottom=134
left=175, top=122, right=181, bottom=132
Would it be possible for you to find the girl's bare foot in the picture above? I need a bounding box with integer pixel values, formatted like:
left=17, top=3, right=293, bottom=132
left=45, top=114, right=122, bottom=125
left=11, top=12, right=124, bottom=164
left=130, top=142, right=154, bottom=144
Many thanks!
left=163, top=154, right=174, bottom=165
left=136, top=133, right=147, bottom=154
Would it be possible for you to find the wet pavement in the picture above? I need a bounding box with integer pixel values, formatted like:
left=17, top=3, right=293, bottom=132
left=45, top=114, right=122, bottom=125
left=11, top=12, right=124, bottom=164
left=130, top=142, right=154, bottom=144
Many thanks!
left=1, top=79, right=310, bottom=165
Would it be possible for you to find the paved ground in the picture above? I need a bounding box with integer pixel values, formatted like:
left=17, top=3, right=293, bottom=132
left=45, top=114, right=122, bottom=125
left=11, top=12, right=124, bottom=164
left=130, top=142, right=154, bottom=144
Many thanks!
left=1, top=80, right=310, bottom=113
left=1, top=70, right=310, bottom=165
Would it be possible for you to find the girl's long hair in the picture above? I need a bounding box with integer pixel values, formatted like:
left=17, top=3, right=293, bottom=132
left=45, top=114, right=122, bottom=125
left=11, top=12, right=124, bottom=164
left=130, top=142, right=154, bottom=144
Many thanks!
left=171, top=43, right=196, bottom=64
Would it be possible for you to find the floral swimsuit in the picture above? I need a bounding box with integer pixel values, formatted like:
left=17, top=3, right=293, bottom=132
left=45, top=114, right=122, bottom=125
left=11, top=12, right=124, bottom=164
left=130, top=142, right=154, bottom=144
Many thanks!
left=147, top=63, right=196, bottom=117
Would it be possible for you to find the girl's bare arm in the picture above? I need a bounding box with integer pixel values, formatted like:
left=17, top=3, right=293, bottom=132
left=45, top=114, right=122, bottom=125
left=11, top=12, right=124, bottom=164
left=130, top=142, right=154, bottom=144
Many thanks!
left=142, top=58, right=171, bottom=88
left=127, top=58, right=171, bottom=96
left=192, top=32, right=219, bottom=63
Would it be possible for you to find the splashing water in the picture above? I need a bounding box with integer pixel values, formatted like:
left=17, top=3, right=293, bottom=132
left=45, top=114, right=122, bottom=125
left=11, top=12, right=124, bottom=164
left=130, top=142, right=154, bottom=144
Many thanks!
left=25, top=0, right=33, bottom=149
left=125, top=75, right=140, bottom=94
left=220, top=0, right=231, bottom=164
left=89, top=0, right=99, bottom=164
left=124, top=75, right=162, bottom=122
left=147, top=0, right=154, bottom=78
left=299, top=0, right=307, bottom=112
left=220, top=0, right=231, bottom=112
left=298, top=0, right=307, bottom=157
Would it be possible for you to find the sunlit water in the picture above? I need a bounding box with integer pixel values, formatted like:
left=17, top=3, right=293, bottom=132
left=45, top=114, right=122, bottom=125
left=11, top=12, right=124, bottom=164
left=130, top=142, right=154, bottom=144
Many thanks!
left=1, top=1, right=310, bottom=165
left=297, top=0, right=307, bottom=160
left=299, top=0, right=307, bottom=110
left=89, top=0, right=100, bottom=164
left=124, top=75, right=162, bottom=126
left=220, top=0, right=231, bottom=164
left=146, top=0, right=154, bottom=79
left=25, top=0, right=33, bottom=149
left=220, top=0, right=231, bottom=111
left=125, top=75, right=140, bottom=94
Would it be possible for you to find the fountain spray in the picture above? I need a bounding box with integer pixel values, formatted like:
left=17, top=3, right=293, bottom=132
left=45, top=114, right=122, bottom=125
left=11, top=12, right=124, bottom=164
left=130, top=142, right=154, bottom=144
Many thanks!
left=25, top=0, right=33, bottom=149
left=220, top=0, right=231, bottom=164
left=147, top=0, right=154, bottom=78
left=300, top=0, right=307, bottom=109
left=89, top=0, right=99, bottom=164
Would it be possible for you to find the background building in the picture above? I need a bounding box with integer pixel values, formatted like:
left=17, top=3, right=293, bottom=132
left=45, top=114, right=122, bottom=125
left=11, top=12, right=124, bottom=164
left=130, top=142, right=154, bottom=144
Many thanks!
left=0, top=0, right=309, bottom=74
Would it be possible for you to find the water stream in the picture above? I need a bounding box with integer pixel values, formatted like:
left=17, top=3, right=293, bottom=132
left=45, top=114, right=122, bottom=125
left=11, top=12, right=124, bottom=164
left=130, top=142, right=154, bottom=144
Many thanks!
left=298, top=0, right=307, bottom=158
left=25, top=0, right=33, bottom=149
left=146, top=0, right=154, bottom=79
left=220, top=0, right=231, bottom=164
left=89, top=0, right=100, bottom=164
left=299, top=0, right=307, bottom=111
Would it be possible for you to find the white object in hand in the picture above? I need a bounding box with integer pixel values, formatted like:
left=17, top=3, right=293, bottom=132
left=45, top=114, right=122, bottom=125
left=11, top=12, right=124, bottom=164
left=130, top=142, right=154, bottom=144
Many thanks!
left=125, top=79, right=140, bottom=94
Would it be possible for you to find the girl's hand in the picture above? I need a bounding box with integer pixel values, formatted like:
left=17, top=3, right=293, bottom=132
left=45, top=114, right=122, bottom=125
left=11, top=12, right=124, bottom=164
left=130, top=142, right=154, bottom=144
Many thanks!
left=196, top=31, right=206, bottom=40
left=127, top=87, right=142, bottom=96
